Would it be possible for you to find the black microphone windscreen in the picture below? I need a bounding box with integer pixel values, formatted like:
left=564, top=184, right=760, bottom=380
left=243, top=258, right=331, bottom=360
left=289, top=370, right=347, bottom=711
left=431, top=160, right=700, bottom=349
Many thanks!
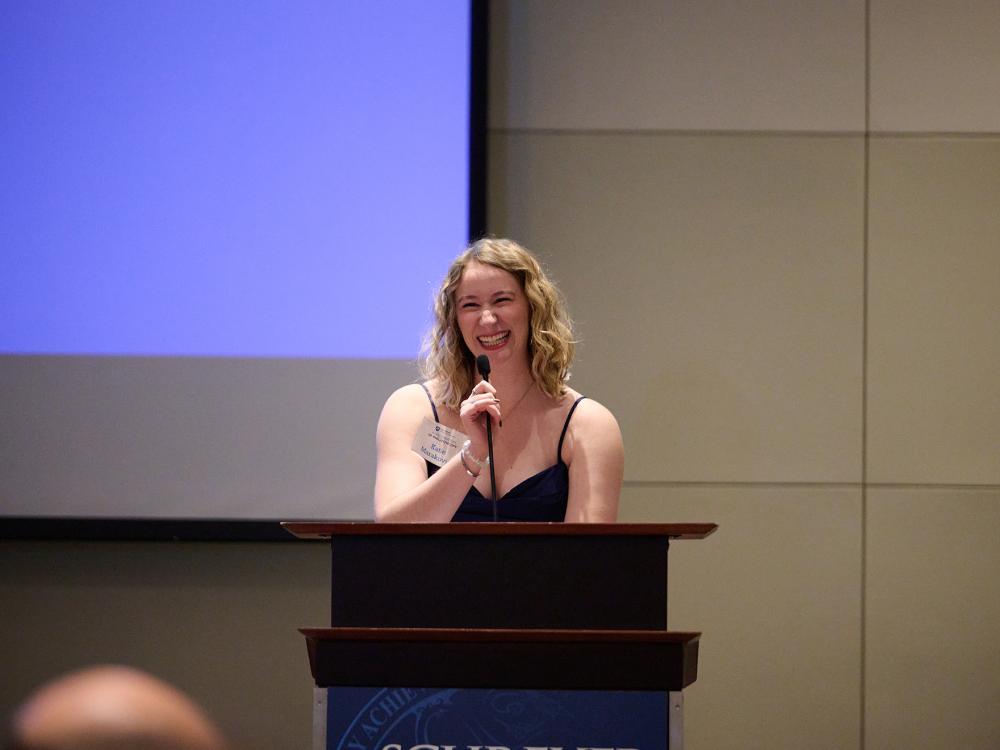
left=476, top=354, right=491, bottom=379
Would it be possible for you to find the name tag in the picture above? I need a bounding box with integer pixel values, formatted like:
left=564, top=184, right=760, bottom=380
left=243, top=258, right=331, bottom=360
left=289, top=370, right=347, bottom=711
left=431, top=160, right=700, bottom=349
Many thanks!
left=411, top=417, right=467, bottom=468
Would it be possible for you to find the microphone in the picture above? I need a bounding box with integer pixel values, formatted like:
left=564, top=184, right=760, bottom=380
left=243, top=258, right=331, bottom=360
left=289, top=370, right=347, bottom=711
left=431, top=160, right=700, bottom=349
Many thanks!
left=475, top=355, right=499, bottom=520
left=475, top=353, right=491, bottom=380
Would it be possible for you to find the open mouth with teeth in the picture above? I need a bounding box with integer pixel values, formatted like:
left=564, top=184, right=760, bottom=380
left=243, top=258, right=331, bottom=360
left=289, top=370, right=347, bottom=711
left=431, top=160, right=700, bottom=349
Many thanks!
left=477, top=331, right=510, bottom=350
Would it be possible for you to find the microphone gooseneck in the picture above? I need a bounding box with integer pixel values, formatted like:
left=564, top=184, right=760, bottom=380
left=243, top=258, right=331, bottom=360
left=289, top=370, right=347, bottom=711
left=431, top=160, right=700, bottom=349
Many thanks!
left=475, top=355, right=499, bottom=521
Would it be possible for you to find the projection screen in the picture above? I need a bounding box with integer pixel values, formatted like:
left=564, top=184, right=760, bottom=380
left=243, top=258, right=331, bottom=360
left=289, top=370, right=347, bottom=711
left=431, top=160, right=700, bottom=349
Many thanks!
left=0, top=1, right=487, bottom=537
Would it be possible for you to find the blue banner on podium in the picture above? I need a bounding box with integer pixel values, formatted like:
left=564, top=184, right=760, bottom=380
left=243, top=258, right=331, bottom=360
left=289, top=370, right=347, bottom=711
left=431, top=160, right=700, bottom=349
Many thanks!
left=326, top=687, right=668, bottom=750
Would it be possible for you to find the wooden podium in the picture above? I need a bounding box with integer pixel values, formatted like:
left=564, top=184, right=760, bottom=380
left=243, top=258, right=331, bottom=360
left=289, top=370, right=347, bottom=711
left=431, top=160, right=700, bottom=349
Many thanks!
left=284, top=522, right=716, bottom=750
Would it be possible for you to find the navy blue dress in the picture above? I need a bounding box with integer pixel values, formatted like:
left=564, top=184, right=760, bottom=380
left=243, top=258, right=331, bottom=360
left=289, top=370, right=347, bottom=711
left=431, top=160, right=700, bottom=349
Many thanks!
left=421, top=385, right=585, bottom=522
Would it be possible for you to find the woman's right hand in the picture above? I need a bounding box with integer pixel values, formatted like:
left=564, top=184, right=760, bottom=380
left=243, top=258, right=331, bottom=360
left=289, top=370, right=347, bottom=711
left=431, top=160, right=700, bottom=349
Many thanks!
left=459, top=379, right=500, bottom=458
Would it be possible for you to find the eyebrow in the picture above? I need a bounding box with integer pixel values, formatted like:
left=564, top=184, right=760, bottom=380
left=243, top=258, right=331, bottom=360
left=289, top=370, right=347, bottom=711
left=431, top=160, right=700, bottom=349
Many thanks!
left=456, top=289, right=517, bottom=304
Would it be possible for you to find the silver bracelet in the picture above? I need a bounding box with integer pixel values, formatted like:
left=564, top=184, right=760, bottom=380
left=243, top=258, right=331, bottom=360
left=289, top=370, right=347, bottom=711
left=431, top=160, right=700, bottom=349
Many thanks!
left=459, top=449, right=479, bottom=478
left=461, top=439, right=489, bottom=469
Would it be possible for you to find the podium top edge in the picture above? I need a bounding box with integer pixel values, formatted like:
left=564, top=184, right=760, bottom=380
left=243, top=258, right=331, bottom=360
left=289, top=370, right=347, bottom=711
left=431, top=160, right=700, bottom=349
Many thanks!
left=280, top=521, right=717, bottom=540
left=299, top=626, right=702, bottom=645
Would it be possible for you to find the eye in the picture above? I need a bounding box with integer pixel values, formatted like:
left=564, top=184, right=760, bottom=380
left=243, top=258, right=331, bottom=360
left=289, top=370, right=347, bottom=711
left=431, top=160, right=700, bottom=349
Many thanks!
left=460, top=301, right=480, bottom=310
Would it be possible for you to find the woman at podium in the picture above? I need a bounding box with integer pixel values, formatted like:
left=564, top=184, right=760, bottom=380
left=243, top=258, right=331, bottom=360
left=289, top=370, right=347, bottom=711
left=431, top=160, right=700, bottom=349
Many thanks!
left=374, top=238, right=623, bottom=523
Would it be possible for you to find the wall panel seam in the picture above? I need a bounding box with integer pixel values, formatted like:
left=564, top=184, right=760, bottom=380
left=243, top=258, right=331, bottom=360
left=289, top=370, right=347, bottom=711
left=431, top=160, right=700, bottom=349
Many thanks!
left=489, top=127, right=866, bottom=138
left=489, top=128, right=999, bottom=139
left=623, top=481, right=1000, bottom=490
left=861, top=0, right=871, bottom=745
left=624, top=481, right=862, bottom=489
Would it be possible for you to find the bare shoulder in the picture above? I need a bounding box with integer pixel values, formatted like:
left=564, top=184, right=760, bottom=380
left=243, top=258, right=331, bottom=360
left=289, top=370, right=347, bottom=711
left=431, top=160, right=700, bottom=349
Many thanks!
left=569, top=392, right=620, bottom=434
left=382, top=382, right=431, bottom=411
left=560, top=391, right=623, bottom=460
left=377, top=383, right=435, bottom=434
left=561, top=390, right=624, bottom=523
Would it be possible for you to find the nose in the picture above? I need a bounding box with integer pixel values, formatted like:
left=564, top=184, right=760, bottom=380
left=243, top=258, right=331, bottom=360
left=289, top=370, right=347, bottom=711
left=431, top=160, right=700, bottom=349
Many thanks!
left=480, top=307, right=497, bottom=325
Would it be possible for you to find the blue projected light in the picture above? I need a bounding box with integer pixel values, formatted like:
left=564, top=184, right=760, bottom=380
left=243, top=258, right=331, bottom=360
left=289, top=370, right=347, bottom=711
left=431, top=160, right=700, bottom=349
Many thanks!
left=0, top=1, right=470, bottom=358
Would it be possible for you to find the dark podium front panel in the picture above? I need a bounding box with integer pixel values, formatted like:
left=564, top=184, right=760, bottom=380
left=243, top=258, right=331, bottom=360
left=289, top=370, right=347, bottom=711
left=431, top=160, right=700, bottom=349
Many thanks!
left=282, top=523, right=716, bottom=630
left=329, top=531, right=668, bottom=629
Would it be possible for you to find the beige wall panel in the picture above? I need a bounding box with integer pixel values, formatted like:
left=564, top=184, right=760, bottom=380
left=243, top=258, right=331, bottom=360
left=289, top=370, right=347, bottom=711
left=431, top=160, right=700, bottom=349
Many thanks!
left=0, top=541, right=329, bottom=750
left=870, top=1, right=1000, bottom=132
left=866, top=488, right=1000, bottom=750
left=489, top=0, right=865, bottom=132
left=489, top=132, right=865, bottom=482
left=620, top=485, right=861, bottom=750
left=867, top=138, right=1000, bottom=484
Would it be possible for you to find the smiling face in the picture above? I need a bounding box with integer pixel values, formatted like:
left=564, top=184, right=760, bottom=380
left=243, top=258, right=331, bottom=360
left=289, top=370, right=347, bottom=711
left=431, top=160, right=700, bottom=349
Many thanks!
left=454, top=261, right=531, bottom=370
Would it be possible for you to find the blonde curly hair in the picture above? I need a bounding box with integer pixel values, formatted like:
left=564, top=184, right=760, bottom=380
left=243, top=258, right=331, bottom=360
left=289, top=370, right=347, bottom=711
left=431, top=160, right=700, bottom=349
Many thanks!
left=421, top=238, right=575, bottom=410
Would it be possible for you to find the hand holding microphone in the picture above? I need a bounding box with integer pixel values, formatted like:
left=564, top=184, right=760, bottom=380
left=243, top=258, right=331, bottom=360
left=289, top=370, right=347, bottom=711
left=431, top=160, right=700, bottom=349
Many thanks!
left=458, top=379, right=499, bottom=456
left=476, top=355, right=499, bottom=518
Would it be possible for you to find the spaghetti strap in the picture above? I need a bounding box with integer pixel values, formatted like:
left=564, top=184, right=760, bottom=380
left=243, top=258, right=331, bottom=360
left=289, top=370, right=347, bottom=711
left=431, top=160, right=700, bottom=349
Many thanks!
left=419, top=383, right=439, bottom=422
left=557, top=396, right=587, bottom=465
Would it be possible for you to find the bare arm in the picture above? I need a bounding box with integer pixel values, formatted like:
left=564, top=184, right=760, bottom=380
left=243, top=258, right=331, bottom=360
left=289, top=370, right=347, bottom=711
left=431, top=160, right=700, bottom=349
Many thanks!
left=373, top=383, right=498, bottom=522
left=563, top=399, right=624, bottom=523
